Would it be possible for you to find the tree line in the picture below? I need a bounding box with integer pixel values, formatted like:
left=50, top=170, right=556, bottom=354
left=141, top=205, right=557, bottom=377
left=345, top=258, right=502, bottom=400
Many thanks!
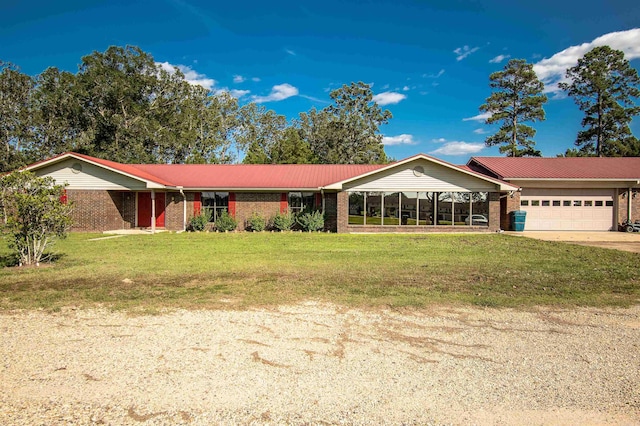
left=0, top=46, right=390, bottom=172
left=478, top=46, right=640, bottom=157
left=2, top=45, right=639, bottom=172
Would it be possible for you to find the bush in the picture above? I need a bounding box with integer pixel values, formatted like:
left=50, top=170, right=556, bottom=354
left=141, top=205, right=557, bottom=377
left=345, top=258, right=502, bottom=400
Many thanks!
left=0, top=171, right=74, bottom=266
left=271, top=211, right=295, bottom=231
left=188, top=212, right=209, bottom=232
left=247, top=212, right=267, bottom=232
left=296, top=210, right=325, bottom=232
left=215, top=211, right=237, bottom=232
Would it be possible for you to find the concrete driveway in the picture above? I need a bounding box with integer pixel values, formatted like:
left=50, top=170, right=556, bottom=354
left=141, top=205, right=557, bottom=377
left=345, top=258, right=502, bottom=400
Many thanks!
left=509, top=231, right=640, bottom=253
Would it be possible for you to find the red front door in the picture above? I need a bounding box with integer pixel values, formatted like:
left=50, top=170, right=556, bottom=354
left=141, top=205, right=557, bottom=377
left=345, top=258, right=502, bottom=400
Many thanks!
left=137, top=192, right=165, bottom=228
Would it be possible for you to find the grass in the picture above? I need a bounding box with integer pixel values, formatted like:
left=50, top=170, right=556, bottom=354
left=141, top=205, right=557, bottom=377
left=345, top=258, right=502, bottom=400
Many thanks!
left=1, top=232, right=639, bottom=311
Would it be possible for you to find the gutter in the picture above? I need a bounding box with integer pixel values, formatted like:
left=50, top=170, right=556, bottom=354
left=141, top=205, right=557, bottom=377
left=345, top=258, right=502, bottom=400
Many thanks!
left=179, top=187, right=187, bottom=232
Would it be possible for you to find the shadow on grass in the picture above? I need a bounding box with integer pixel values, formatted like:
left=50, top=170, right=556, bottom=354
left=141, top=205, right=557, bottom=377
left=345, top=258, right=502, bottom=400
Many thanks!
left=0, top=252, right=66, bottom=268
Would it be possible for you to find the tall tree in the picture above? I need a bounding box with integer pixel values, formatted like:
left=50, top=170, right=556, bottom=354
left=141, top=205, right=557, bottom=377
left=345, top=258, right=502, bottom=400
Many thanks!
left=480, top=59, right=547, bottom=157
left=300, top=82, right=391, bottom=164
left=0, top=62, right=34, bottom=171
left=30, top=67, right=88, bottom=160
left=559, top=46, right=640, bottom=157
left=240, top=104, right=288, bottom=164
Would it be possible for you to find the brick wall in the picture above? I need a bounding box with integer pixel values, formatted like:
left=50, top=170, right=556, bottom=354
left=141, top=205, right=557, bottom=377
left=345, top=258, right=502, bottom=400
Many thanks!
left=324, top=192, right=338, bottom=232
left=66, top=190, right=135, bottom=232
left=164, top=191, right=185, bottom=231
left=500, top=191, right=521, bottom=231
left=617, top=188, right=640, bottom=224
left=234, top=192, right=283, bottom=231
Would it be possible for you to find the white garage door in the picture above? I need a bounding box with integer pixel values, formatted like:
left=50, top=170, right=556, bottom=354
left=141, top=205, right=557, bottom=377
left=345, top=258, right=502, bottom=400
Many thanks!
left=520, top=188, right=615, bottom=231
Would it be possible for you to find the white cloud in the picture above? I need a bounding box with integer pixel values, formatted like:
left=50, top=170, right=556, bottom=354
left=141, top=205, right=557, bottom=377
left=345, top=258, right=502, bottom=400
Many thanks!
left=423, top=69, right=445, bottom=78
left=233, top=75, right=245, bottom=83
left=430, top=141, right=485, bottom=156
left=402, top=86, right=410, bottom=91
left=252, top=77, right=261, bottom=82
left=285, top=49, right=296, bottom=56
left=230, top=89, right=251, bottom=98
left=489, top=54, right=511, bottom=64
left=432, top=138, right=447, bottom=143
left=454, top=45, right=480, bottom=61
left=462, top=112, right=491, bottom=122
left=251, top=84, right=299, bottom=103
left=156, top=61, right=216, bottom=90
left=382, top=134, right=417, bottom=146
left=473, top=128, right=488, bottom=134
left=372, top=91, right=407, bottom=105
left=533, top=28, right=640, bottom=94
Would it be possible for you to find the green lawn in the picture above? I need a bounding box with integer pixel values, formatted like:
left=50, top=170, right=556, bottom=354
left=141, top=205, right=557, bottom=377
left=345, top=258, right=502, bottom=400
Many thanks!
left=1, top=232, right=639, bottom=311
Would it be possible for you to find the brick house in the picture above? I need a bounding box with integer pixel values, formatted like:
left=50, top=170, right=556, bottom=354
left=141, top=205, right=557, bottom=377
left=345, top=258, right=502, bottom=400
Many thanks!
left=25, top=152, right=519, bottom=233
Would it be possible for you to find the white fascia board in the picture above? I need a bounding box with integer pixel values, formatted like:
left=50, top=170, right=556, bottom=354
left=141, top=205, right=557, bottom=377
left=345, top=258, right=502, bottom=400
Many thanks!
left=181, top=187, right=322, bottom=192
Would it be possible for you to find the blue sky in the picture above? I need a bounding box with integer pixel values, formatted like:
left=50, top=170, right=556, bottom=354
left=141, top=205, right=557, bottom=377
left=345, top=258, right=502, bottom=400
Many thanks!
left=2, top=0, right=639, bottom=163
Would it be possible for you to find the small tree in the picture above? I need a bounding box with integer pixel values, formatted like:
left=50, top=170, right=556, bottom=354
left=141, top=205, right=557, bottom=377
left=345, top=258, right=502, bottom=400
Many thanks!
left=0, top=171, right=73, bottom=266
left=480, top=59, right=547, bottom=157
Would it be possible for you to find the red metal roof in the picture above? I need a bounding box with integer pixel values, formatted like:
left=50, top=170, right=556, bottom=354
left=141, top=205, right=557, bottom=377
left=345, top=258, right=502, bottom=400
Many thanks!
left=468, top=157, right=640, bottom=180
left=133, top=163, right=387, bottom=189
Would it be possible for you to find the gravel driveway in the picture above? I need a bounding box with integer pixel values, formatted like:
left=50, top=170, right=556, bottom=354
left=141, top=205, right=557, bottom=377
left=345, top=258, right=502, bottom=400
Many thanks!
left=1, top=303, right=639, bottom=425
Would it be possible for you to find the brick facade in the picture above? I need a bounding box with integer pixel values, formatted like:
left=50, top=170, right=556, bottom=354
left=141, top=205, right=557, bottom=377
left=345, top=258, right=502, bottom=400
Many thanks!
left=617, top=188, right=640, bottom=225
left=67, top=190, right=135, bottom=232
left=234, top=192, right=283, bottom=231
left=499, top=191, right=521, bottom=231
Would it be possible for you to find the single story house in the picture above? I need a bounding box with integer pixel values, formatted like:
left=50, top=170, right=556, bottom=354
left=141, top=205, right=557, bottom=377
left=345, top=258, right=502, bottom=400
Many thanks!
left=24, top=152, right=640, bottom=233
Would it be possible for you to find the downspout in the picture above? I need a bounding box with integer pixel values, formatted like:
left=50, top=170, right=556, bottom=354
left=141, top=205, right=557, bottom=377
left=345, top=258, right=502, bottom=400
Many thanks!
left=151, top=190, right=156, bottom=234
left=179, top=187, right=187, bottom=232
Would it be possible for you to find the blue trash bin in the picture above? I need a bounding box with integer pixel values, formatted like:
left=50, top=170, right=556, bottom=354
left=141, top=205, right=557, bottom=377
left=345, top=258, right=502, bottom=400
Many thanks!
left=510, top=210, right=527, bottom=232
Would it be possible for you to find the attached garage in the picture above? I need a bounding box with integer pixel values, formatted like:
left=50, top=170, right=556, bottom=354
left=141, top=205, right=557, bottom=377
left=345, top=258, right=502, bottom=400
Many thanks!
left=467, top=156, right=640, bottom=232
left=520, top=188, right=615, bottom=231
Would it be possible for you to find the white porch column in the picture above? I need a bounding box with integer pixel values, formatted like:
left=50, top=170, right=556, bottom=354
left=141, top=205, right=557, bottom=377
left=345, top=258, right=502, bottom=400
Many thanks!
left=151, top=190, right=156, bottom=234
left=628, top=188, right=633, bottom=221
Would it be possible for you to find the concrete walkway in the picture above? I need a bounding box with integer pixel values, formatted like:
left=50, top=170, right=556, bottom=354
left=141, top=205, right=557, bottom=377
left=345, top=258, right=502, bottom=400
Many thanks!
left=102, top=229, right=168, bottom=235
left=508, top=231, right=640, bottom=253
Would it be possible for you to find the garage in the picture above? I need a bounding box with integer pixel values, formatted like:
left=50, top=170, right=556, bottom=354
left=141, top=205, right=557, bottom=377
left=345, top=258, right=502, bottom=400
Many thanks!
left=519, top=188, right=615, bottom=231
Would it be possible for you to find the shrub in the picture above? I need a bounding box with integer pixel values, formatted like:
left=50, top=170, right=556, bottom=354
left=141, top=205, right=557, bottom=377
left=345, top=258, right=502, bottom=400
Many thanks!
left=215, top=211, right=237, bottom=232
left=188, top=212, right=209, bottom=232
left=296, top=210, right=325, bottom=232
left=271, top=211, right=295, bottom=231
left=0, top=171, right=73, bottom=266
left=247, top=212, right=267, bottom=232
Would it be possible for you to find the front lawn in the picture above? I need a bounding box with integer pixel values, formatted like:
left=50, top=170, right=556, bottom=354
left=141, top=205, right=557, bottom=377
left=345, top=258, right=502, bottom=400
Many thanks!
left=1, top=232, right=638, bottom=311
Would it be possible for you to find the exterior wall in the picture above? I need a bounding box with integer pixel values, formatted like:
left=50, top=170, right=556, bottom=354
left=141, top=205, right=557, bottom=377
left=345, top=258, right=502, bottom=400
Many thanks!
left=234, top=192, right=283, bottom=231
left=337, top=191, right=501, bottom=233
left=500, top=191, right=521, bottom=231
left=67, top=190, right=135, bottom=231
left=164, top=191, right=186, bottom=231
left=324, top=192, right=338, bottom=232
left=617, top=188, right=640, bottom=224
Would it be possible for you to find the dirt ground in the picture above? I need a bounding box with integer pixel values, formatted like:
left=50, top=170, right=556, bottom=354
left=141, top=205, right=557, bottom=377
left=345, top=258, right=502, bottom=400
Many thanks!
left=1, top=303, right=639, bottom=425
left=513, top=231, right=640, bottom=253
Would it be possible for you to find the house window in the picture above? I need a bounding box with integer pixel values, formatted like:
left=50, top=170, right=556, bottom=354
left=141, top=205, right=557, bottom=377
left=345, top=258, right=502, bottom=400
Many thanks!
left=348, top=192, right=365, bottom=225
left=584, top=200, right=593, bottom=207
left=552, top=200, right=561, bottom=206
left=288, top=192, right=316, bottom=213
left=573, top=200, right=582, bottom=207
left=606, top=200, right=613, bottom=207
left=542, top=200, right=550, bottom=206
left=201, top=192, right=229, bottom=222
left=521, top=200, right=529, bottom=206
left=531, top=200, right=540, bottom=206
left=563, top=200, right=571, bottom=207
left=595, top=200, right=603, bottom=207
